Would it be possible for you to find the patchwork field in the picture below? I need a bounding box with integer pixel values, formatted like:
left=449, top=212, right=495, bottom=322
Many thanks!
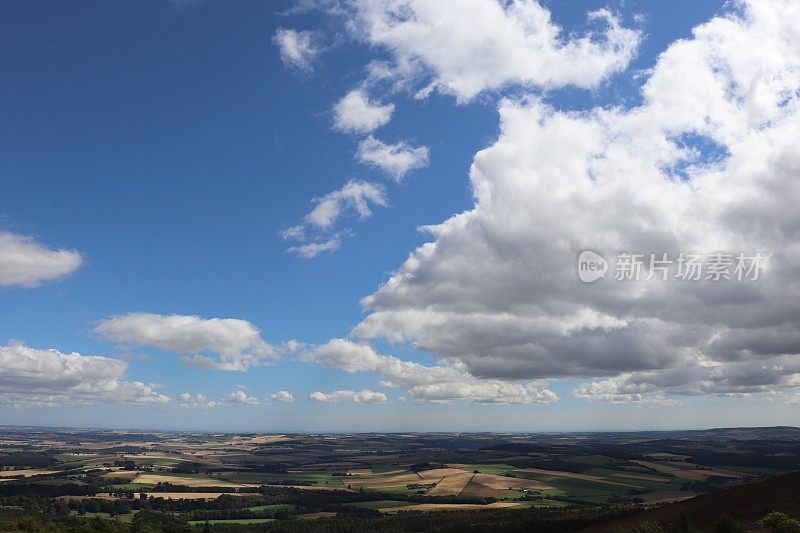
left=378, top=501, right=526, bottom=513
left=633, top=460, right=746, bottom=481
left=344, top=471, right=424, bottom=489
left=515, top=467, right=643, bottom=488
left=427, top=472, right=474, bottom=496
left=0, top=468, right=59, bottom=478
left=1, top=426, right=796, bottom=531
left=473, top=472, right=552, bottom=491
left=133, top=473, right=249, bottom=488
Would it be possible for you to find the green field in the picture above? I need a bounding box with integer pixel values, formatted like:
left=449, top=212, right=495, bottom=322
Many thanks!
left=70, top=511, right=136, bottom=523
left=366, top=485, right=428, bottom=495
left=188, top=518, right=276, bottom=525
left=524, top=499, right=572, bottom=508
left=55, top=454, right=117, bottom=466
left=463, top=464, right=518, bottom=476
left=247, top=504, right=295, bottom=512
left=107, top=483, right=156, bottom=491
left=351, top=500, right=414, bottom=510
left=515, top=473, right=627, bottom=504
left=225, top=472, right=341, bottom=485
left=369, top=464, right=403, bottom=473
left=569, top=455, right=626, bottom=467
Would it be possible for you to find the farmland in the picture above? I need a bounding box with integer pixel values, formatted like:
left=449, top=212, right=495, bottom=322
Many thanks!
left=0, top=426, right=798, bottom=531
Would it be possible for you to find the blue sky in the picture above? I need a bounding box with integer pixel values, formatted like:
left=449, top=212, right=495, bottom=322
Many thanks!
left=2, top=0, right=800, bottom=431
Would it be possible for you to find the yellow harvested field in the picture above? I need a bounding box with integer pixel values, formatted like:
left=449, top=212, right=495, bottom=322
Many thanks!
left=472, top=473, right=552, bottom=491
left=515, top=468, right=642, bottom=488
left=379, top=502, right=525, bottom=513
left=344, top=472, right=424, bottom=489
left=0, top=469, right=59, bottom=478
left=133, top=474, right=248, bottom=488
left=122, top=454, right=185, bottom=461
left=272, top=484, right=355, bottom=491
left=417, top=468, right=469, bottom=480
left=133, top=492, right=250, bottom=500
left=427, top=472, right=474, bottom=496
left=102, top=470, right=141, bottom=479
left=231, top=435, right=289, bottom=445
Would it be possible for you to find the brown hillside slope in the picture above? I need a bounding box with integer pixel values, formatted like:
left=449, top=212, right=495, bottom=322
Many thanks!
left=581, top=471, right=800, bottom=532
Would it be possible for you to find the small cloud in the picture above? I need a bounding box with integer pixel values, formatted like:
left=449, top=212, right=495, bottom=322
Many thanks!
left=333, top=90, right=394, bottom=133
left=270, top=390, right=294, bottom=403
left=281, top=180, right=387, bottom=258
left=308, top=389, right=388, bottom=404
left=279, top=340, right=304, bottom=354
left=286, top=237, right=341, bottom=259
left=273, top=28, right=320, bottom=72
left=357, top=136, right=430, bottom=181
left=177, top=393, right=221, bottom=409
left=227, top=390, right=260, bottom=405
left=0, top=231, right=83, bottom=288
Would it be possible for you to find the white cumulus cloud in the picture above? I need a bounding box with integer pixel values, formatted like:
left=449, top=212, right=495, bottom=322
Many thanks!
left=308, top=389, right=388, bottom=403
left=227, top=390, right=261, bottom=405
left=303, top=339, right=557, bottom=404
left=350, top=0, right=800, bottom=400
left=333, top=89, right=394, bottom=133
left=94, top=313, right=276, bottom=371
left=344, top=0, right=641, bottom=102
left=177, top=393, right=221, bottom=409
left=356, top=136, right=430, bottom=181
left=270, top=390, right=294, bottom=402
left=0, top=232, right=83, bottom=288
left=0, top=344, right=168, bottom=406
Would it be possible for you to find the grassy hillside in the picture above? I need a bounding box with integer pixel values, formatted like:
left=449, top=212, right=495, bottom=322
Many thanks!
left=582, top=471, right=800, bottom=532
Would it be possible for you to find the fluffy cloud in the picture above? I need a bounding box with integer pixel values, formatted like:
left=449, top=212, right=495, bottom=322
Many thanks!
left=227, top=390, right=261, bottom=405
left=177, top=393, right=221, bottom=409
left=281, top=180, right=387, bottom=257
left=333, top=90, right=394, bottom=133
left=0, top=232, right=83, bottom=288
left=356, top=136, right=430, bottom=181
left=350, top=1, right=800, bottom=400
left=303, top=339, right=557, bottom=404
left=576, top=358, right=800, bottom=402
left=94, top=313, right=276, bottom=371
left=308, top=388, right=388, bottom=403
left=304, top=180, right=386, bottom=229
left=572, top=377, right=682, bottom=406
left=270, top=390, right=294, bottom=402
left=344, top=0, right=640, bottom=102
left=0, top=344, right=168, bottom=406
left=273, top=28, right=319, bottom=72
